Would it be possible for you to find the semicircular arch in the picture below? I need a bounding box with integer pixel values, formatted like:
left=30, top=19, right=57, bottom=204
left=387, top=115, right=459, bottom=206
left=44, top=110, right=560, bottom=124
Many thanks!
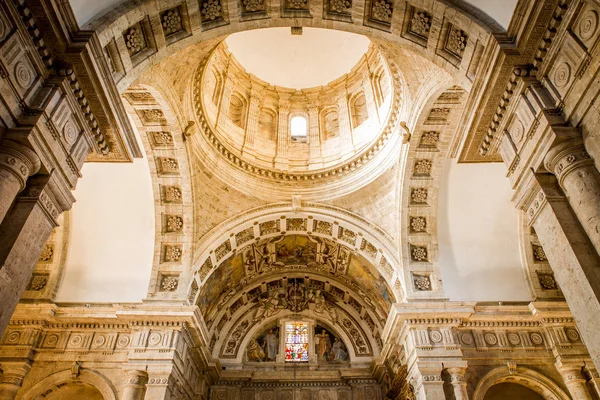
left=187, top=203, right=405, bottom=306
left=20, top=369, right=117, bottom=400
left=473, top=366, right=570, bottom=400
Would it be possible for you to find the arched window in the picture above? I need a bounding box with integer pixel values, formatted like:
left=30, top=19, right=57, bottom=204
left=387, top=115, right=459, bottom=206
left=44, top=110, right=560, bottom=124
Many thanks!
left=322, top=109, right=339, bottom=140
left=351, top=92, right=368, bottom=128
left=228, top=93, right=247, bottom=128
left=211, top=70, right=222, bottom=106
left=258, top=108, right=277, bottom=141
left=290, top=115, right=308, bottom=142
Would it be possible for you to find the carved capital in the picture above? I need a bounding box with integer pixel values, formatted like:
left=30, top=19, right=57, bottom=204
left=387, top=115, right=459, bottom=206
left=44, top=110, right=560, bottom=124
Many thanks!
left=544, top=137, right=593, bottom=185
left=0, top=140, right=41, bottom=190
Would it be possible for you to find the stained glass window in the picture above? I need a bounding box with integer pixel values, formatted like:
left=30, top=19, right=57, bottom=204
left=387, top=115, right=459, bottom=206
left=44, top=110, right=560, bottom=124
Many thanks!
left=284, top=322, right=309, bottom=362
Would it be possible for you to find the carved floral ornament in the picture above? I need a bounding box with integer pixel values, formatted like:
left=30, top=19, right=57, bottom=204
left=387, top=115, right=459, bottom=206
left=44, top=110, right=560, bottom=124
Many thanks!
left=202, top=0, right=222, bottom=21
left=411, top=10, right=431, bottom=37
left=161, top=8, right=182, bottom=35
left=124, top=27, right=144, bottom=54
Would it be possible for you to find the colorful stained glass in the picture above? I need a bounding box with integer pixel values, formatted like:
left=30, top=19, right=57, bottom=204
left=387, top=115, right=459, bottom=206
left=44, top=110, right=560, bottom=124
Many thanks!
left=284, top=322, right=309, bottom=362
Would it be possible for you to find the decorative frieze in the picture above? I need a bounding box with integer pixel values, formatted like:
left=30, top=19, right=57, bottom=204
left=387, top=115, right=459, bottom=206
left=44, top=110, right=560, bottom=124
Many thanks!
left=215, top=240, right=232, bottom=261
left=313, top=220, right=333, bottom=235
left=235, top=227, right=255, bottom=245
left=338, top=227, right=357, bottom=245
left=259, top=220, right=280, bottom=235
left=286, top=218, right=307, bottom=231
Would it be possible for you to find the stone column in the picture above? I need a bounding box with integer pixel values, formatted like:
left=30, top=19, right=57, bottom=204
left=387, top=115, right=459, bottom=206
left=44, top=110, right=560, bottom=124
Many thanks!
left=243, top=91, right=261, bottom=151
left=557, top=363, right=593, bottom=400
left=528, top=174, right=600, bottom=369
left=544, top=131, right=600, bottom=257
left=0, top=175, right=62, bottom=336
left=274, top=103, right=290, bottom=169
left=308, top=104, right=321, bottom=159
left=446, top=367, right=468, bottom=400
left=0, top=140, right=40, bottom=225
left=411, top=364, right=445, bottom=400
left=122, top=370, right=148, bottom=400
left=583, top=364, right=600, bottom=398
left=337, top=94, right=354, bottom=151
left=0, top=362, right=30, bottom=400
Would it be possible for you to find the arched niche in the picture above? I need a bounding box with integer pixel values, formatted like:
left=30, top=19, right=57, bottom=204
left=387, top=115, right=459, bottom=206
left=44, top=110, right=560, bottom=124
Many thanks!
left=473, top=367, right=570, bottom=400
left=321, top=107, right=340, bottom=140
left=351, top=92, right=368, bottom=128
left=258, top=107, right=277, bottom=141
left=228, top=92, right=247, bottom=128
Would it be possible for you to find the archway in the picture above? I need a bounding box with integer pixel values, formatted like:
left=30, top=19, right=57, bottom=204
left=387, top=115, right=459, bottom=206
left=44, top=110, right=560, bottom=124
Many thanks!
left=473, top=366, right=570, bottom=400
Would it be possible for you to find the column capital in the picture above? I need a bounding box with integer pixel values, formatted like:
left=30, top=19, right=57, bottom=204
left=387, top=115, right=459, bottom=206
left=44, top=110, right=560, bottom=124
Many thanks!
left=0, top=140, right=41, bottom=191
left=544, top=135, right=592, bottom=185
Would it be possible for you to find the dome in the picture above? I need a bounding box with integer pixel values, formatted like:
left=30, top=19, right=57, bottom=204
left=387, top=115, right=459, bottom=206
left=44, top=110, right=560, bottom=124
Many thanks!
left=192, top=30, right=405, bottom=200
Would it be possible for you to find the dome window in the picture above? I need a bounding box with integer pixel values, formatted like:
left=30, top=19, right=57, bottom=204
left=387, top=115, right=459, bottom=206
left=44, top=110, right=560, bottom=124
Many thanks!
left=290, top=115, right=308, bottom=142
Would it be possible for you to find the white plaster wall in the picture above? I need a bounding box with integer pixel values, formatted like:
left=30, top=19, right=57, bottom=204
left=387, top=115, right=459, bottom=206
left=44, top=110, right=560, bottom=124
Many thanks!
left=57, top=156, right=154, bottom=303
left=464, top=0, right=518, bottom=29
left=438, top=159, right=531, bottom=301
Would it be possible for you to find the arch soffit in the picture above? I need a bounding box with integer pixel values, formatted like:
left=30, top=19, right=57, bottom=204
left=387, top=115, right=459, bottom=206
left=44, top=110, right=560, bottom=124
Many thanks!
left=188, top=203, right=405, bottom=305
left=121, top=81, right=196, bottom=301
left=473, top=366, right=570, bottom=400
left=398, top=83, right=468, bottom=301
left=202, top=269, right=389, bottom=347
left=88, top=0, right=495, bottom=95
left=21, top=369, right=117, bottom=400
